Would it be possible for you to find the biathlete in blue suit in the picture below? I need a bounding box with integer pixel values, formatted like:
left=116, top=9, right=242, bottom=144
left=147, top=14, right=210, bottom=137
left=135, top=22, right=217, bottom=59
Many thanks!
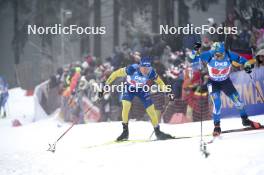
left=191, top=42, right=261, bottom=136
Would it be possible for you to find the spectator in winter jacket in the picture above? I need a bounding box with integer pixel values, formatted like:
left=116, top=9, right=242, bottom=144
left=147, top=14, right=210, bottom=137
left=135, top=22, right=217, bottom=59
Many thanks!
left=63, top=67, right=82, bottom=97
left=256, top=49, right=264, bottom=67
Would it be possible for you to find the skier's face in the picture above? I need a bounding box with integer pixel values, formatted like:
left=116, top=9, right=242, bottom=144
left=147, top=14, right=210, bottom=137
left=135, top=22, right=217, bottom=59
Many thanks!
left=215, top=52, right=224, bottom=60
left=140, top=66, right=150, bottom=75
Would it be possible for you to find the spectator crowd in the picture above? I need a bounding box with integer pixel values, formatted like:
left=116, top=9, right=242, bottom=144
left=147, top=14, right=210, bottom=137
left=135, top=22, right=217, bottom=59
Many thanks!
left=47, top=7, right=264, bottom=124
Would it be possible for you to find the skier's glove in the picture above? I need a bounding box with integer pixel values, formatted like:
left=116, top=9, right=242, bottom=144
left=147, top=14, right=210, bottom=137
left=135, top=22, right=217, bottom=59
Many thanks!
left=167, top=93, right=175, bottom=101
left=98, top=88, right=104, bottom=99
left=98, top=81, right=107, bottom=99
left=244, top=61, right=254, bottom=74
left=193, top=42, right=202, bottom=51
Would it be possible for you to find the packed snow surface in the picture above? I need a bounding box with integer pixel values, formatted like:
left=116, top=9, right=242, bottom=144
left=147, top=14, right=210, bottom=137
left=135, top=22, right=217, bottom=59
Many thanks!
left=0, top=88, right=263, bottom=175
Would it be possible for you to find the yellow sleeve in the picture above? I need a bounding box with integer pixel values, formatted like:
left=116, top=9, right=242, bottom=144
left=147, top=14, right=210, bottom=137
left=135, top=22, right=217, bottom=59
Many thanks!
left=154, top=76, right=167, bottom=92
left=247, top=59, right=256, bottom=65
left=105, top=68, right=127, bottom=85
left=232, top=59, right=256, bottom=67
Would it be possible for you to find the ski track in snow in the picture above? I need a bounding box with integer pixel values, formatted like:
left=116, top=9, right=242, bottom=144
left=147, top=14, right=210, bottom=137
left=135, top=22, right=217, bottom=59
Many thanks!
left=0, top=88, right=264, bottom=175
left=1, top=117, right=264, bottom=175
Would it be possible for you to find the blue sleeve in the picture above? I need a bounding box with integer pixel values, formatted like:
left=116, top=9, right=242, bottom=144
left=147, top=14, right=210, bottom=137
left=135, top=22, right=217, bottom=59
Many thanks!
left=149, top=69, right=158, bottom=80
left=199, top=50, right=214, bottom=63
left=125, top=64, right=138, bottom=75
left=228, top=51, right=248, bottom=64
left=192, top=50, right=213, bottom=63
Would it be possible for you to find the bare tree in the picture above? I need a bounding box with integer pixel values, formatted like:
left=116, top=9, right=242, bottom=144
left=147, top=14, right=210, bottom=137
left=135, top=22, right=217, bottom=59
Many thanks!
left=151, top=0, right=159, bottom=33
left=12, top=0, right=21, bottom=86
left=113, top=0, right=120, bottom=49
left=93, top=0, right=101, bottom=58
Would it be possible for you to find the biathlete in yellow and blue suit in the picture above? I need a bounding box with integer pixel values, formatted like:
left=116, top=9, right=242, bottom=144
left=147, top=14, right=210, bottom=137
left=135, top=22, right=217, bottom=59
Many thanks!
left=100, top=57, right=175, bottom=141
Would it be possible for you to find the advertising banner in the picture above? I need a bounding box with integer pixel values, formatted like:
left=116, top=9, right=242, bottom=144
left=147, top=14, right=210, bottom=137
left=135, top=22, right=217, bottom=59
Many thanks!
left=221, top=67, right=264, bottom=118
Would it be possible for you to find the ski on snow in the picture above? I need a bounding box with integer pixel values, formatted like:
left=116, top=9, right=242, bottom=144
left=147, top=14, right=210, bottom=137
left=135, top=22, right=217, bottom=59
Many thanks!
left=206, top=125, right=264, bottom=144
left=82, top=126, right=264, bottom=149
left=85, top=136, right=191, bottom=149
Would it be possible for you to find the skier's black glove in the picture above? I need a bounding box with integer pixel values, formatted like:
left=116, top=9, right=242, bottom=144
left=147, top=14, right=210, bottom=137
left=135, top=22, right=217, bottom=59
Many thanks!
left=167, top=93, right=175, bottom=101
left=98, top=88, right=104, bottom=99
left=244, top=62, right=254, bottom=74
left=193, top=42, right=202, bottom=51
left=244, top=67, right=252, bottom=74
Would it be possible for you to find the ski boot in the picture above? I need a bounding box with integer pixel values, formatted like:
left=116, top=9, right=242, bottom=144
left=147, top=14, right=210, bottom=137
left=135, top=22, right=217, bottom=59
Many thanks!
left=116, top=123, right=129, bottom=141
left=242, top=116, right=261, bottom=129
left=213, top=121, right=221, bottom=137
left=154, top=125, right=174, bottom=140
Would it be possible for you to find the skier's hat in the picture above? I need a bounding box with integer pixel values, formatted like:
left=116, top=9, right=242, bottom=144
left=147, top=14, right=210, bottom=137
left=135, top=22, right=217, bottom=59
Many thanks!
left=140, top=57, right=151, bottom=67
left=211, top=42, right=225, bottom=54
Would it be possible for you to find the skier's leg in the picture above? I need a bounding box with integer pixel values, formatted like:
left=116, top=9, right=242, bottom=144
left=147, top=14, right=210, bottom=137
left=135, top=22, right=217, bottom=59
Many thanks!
left=116, top=100, right=132, bottom=141
left=228, top=92, right=261, bottom=128
left=138, top=91, right=158, bottom=126
left=121, top=100, right=132, bottom=124
left=116, top=90, right=134, bottom=141
left=223, top=78, right=261, bottom=128
left=146, top=104, right=159, bottom=127
left=208, top=80, right=222, bottom=136
left=138, top=91, right=174, bottom=140
left=228, top=92, right=247, bottom=117
left=209, top=91, right=222, bottom=136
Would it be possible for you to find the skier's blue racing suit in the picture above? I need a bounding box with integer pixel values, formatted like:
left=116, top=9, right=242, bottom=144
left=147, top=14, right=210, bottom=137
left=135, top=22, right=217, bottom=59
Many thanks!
left=192, top=43, right=250, bottom=124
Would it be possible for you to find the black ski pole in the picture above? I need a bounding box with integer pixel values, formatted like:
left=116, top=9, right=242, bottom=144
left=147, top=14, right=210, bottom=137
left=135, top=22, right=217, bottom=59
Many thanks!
left=248, top=73, right=264, bottom=102
left=198, top=55, right=210, bottom=158
left=149, top=94, right=174, bottom=139
left=47, top=122, right=75, bottom=153
left=47, top=91, right=94, bottom=153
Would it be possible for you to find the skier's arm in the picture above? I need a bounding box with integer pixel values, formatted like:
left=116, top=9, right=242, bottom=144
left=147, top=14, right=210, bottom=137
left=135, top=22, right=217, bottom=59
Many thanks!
left=105, top=68, right=127, bottom=85
left=191, top=42, right=212, bottom=63
left=190, top=50, right=212, bottom=63
left=153, top=75, right=174, bottom=100
left=154, top=76, right=166, bottom=92
left=152, top=70, right=172, bottom=97
left=148, top=69, right=166, bottom=91
left=228, top=51, right=254, bottom=65
left=228, top=51, right=256, bottom=73
left=229, top=51, right=256, bottom=71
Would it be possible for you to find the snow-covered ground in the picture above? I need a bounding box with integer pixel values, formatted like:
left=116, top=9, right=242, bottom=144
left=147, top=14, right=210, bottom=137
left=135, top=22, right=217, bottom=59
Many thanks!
left=0, top=88, right=264, bottom=175
left=0, top=88, right=34, bottom=127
